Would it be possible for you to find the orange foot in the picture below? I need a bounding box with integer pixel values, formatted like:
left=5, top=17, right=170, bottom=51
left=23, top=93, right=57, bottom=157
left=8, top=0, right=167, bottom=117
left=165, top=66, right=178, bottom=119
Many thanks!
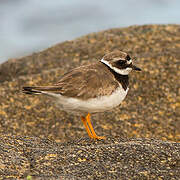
left=81, top=113, right=106, bottom=140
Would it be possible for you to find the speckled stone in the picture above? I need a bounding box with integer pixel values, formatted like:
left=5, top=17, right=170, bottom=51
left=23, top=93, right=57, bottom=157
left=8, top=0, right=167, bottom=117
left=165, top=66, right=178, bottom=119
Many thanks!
left=0, top=135, right=179, bottom=179
left=0, top=24, right=179, bottom=179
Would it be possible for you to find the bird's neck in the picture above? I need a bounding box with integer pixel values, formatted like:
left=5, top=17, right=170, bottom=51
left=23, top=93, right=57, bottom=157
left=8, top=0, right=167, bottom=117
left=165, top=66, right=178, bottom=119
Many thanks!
left=101, top=61, right=129, bottom=91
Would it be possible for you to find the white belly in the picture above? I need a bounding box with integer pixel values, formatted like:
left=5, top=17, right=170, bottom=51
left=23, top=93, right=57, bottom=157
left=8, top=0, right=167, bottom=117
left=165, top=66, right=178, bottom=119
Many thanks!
left=46, top=86, right=129, bottom=114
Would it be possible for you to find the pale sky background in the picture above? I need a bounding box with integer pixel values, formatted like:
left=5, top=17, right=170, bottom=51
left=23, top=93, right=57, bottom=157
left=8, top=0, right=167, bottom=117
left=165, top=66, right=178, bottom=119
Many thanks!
left=0, top=0, right=180, bottom=63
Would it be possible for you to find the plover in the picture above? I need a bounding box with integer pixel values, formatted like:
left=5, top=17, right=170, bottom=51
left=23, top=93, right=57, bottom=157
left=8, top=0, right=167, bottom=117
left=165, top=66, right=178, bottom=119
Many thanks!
left=23, top=50, right=141, bottom=139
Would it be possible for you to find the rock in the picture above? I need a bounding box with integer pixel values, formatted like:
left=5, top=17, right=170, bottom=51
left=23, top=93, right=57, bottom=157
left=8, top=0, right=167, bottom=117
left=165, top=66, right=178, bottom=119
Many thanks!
left=0, top=24, right=179, bottom=142
left=0, top=135, right=179, bottom=179
left=0, top=24, right=180, bottom=178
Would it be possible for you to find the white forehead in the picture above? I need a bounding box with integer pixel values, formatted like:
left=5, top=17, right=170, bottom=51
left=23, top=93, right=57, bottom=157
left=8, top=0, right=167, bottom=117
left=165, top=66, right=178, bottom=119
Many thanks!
left=126, top=59, right=132, bottom=64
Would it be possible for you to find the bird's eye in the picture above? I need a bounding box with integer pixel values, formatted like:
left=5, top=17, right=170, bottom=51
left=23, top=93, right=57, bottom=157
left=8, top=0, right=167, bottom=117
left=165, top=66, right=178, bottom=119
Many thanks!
left=126, top=55, right=131, bottom=61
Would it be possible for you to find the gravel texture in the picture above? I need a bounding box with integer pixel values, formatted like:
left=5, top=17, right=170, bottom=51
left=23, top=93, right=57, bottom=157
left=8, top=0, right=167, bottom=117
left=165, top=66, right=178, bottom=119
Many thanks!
left=0, top=135, right=179, bottom=179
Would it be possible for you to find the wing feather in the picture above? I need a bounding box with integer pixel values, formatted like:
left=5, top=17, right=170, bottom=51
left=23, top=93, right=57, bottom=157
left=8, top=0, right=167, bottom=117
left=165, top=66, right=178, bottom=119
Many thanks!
left=54, top=62, right=119, bottom=100
left=23, top=62, right=119, bottom=99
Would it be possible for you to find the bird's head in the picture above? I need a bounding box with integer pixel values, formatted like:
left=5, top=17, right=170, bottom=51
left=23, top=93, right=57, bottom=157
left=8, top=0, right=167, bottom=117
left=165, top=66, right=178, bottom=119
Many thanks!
left=101, top=50, right=141, bottom=75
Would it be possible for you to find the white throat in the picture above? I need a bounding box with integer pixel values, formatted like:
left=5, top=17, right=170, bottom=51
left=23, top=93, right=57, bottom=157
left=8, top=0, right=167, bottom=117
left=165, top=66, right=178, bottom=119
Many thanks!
left=100, top=58, right=132, bottom=75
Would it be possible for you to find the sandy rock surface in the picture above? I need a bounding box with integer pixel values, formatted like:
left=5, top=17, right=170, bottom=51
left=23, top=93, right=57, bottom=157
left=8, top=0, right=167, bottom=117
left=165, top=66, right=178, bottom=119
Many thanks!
left=0, top=24, right=179, bottom=179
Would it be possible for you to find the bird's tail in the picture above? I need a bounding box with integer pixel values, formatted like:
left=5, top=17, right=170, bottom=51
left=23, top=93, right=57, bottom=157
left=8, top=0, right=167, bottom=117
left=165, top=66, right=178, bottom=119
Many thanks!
left=22, top=86, right=60, bottom=95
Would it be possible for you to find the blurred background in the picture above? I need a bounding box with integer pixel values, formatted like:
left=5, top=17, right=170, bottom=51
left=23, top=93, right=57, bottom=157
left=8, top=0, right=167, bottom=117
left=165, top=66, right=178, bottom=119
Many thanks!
left=0, top=0, right=180, bottom=63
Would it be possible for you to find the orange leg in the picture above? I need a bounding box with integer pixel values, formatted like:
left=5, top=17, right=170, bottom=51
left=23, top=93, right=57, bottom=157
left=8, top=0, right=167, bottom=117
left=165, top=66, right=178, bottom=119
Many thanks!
left=81, top=116, right=93, bottom=138
left=82, top=113, right=105, bottom=140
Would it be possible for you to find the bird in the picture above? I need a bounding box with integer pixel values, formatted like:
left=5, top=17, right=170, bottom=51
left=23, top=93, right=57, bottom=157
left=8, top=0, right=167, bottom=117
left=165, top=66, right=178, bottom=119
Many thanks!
left=23, top=50, right=141, bottom=140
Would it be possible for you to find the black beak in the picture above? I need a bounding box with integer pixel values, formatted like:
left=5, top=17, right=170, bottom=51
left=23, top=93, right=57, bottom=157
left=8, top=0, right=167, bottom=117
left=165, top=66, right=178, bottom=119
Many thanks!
left=131, top=64, right=141, bottom=71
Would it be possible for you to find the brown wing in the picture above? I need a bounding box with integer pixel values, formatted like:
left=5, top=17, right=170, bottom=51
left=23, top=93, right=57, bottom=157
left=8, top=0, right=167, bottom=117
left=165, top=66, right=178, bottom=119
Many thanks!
left=54, top=62, right=119, bottom=100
